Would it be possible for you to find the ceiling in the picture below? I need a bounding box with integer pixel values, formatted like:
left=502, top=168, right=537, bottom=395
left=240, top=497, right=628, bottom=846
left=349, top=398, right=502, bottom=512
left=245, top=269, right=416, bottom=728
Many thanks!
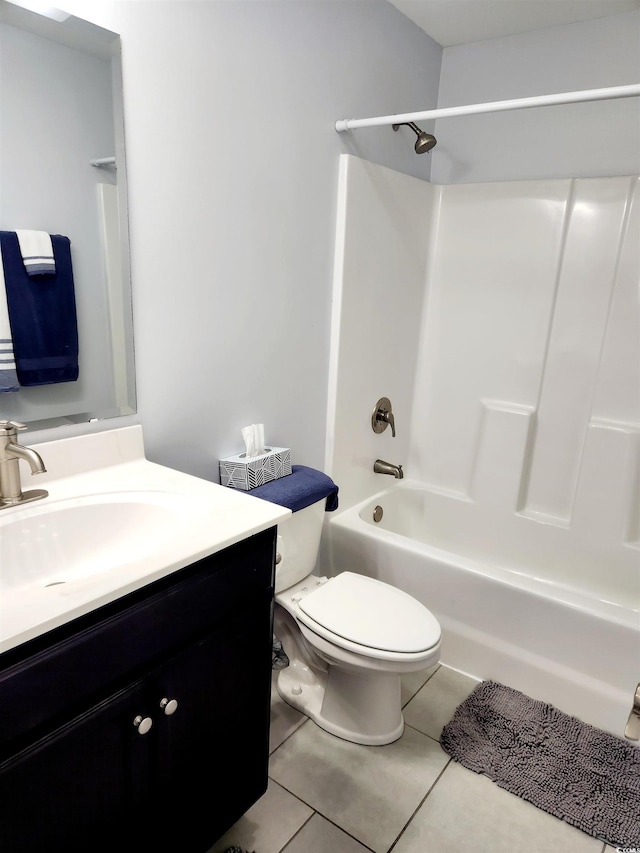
left=388, top=0, right=640, bottom=46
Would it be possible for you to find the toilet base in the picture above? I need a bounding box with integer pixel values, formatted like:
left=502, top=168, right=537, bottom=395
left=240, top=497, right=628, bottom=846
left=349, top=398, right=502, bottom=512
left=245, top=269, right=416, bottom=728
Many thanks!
left=274, top=598, right=439, bottom=746
left=277, top=660, right=404, bottom=746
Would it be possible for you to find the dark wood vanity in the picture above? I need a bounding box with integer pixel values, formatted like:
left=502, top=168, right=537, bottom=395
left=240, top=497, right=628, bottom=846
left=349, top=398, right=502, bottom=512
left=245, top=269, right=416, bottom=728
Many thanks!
left=0, top=527, right=276, bottom=852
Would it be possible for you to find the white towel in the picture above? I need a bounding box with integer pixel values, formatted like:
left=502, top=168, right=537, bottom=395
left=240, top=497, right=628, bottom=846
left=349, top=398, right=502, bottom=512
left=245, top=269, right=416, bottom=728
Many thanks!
left=15, top=229, right=55, bottom=276
left=0, top=247, right=19, bottom=392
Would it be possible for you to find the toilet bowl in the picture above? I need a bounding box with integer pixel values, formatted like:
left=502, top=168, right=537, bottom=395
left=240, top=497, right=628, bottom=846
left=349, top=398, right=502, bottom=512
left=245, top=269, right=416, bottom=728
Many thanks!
left=272, top=497, right=441, bottom=745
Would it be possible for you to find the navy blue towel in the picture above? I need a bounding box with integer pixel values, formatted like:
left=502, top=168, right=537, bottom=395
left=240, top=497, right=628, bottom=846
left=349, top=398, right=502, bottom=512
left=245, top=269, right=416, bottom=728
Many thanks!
left=248, top=465, right=339, bottom=512
left=1, top=230, right=79, bottom=386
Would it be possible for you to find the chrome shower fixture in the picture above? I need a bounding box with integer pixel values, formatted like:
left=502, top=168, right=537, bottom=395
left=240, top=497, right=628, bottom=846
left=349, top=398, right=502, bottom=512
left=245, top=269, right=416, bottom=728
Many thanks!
left=392, top=121, right=437, bottom=154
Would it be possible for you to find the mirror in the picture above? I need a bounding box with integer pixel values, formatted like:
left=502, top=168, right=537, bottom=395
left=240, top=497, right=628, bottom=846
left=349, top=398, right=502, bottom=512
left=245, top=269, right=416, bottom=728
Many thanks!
left=0, top=1, right=135, bottom=429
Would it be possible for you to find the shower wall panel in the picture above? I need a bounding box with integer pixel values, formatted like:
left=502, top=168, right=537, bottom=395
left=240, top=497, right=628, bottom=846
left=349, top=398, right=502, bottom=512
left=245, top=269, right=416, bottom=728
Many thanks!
left=328, top=156, right=639, bottom=607
left=522, top=178, right=634, bottom=523
left=410, top=175, right=639, bottom=606
left=326, top=155, right=435, bottom=510
left=411, top=179, right=570, bottom=497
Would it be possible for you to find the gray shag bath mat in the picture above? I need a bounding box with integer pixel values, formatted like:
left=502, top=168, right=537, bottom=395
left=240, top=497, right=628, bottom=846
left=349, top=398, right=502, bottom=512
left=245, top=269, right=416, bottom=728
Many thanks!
left=440, top=681, right=640, bottom=848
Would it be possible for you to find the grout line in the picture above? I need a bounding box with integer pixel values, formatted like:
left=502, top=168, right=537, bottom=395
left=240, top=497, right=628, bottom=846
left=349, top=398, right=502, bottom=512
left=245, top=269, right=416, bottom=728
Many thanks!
left=269, top=782, right=377, bottom=853
left=277, top=811, right=315, bottom=852
left=296, top=814, right=377, bottom=853
left=401, top=664, right=441, bottom=709
left=404, top=720, right=445, bottom=745
left=386, top=757, right=453, bottom=852
left=269, top=716, right=310, bottom=757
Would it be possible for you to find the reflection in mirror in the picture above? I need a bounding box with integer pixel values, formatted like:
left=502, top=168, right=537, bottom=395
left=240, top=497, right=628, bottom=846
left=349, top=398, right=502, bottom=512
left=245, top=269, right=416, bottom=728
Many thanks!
left=0, top=1, right=135, bottom=429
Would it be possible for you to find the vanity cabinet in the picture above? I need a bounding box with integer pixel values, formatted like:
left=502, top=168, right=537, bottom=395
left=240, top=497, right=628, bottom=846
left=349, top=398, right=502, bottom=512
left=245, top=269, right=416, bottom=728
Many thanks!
left=0, top=528, right=276, bottom=853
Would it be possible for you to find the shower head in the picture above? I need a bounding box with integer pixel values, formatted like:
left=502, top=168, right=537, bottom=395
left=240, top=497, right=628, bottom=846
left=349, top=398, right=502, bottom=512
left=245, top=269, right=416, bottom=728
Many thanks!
left=392, top=121, right=437, bottom=154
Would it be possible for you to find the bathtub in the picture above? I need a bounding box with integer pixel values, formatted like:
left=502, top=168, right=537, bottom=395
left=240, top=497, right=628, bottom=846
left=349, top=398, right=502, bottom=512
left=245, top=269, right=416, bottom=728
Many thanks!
left=327, top=483, right=640, bottom=738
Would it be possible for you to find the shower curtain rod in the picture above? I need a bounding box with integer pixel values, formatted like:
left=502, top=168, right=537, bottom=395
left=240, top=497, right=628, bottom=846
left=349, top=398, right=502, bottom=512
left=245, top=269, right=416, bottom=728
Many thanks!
left=334, top=83, right=640, bottom=132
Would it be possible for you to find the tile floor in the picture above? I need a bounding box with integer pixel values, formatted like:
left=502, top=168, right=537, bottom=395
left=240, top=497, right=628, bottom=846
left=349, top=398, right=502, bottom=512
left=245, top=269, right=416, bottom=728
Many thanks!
left=209, top=665, right=622, bottom=853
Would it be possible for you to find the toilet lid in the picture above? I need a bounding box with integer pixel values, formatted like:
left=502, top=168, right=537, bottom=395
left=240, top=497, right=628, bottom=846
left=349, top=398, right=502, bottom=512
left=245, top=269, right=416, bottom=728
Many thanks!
left=297, top=572, right=440, bottom=654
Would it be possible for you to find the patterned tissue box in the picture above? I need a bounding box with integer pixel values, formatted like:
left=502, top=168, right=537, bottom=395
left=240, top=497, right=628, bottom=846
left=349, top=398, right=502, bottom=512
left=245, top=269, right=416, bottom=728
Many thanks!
left=219, top=447, right=292, bottom=491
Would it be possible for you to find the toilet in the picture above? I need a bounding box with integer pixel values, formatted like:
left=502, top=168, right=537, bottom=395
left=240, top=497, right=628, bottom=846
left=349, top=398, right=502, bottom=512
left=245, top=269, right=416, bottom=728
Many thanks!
left=255, top=469, right=441, bottom=746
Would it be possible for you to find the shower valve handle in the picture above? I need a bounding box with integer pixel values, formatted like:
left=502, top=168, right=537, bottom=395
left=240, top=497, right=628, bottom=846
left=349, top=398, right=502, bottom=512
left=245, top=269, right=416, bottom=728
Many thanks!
left=383, top=410, right=396, bottom=437
left=372, top=398, right=396, bottom=437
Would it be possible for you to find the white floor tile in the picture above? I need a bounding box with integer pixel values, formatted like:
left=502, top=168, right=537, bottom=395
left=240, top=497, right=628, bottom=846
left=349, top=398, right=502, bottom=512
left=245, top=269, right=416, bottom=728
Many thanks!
left=207, top=780, right=313, bottom=853
left=282, top=813, right=372, bottom=852
left=260, top=656, right=614, bottom=853
left=401, top=663, right=439, bottom=707
left=403, top=664, right=479, bottom=740
left=269, top=718, right=449, bottom=853
left=392, top=760, right=605, bottom=853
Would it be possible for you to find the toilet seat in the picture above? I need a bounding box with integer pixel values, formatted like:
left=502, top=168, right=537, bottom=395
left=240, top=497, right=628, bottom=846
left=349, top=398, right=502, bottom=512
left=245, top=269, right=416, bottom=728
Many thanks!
left=295, top=572, right=441, bottom=662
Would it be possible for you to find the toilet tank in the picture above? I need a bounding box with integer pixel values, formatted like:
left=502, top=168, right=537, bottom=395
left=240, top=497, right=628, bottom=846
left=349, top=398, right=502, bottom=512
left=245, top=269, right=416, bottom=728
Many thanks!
left=275, top=498, right=326, bottom=594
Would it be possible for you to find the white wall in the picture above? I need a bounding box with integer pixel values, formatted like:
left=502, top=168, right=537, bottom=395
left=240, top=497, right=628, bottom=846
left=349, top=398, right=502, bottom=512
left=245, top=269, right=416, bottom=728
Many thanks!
left=432, top=10, right=640, bottom=184
left=33, top=0, right=442, bottom=480
left=21, top=1, right=638, bottom=499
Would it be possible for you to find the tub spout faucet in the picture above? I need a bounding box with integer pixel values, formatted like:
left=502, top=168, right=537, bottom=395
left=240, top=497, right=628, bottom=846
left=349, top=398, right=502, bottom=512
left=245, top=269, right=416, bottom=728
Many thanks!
left=0, top=420, right=48, bottom=508
left=373, top=459, right=404, bottom=479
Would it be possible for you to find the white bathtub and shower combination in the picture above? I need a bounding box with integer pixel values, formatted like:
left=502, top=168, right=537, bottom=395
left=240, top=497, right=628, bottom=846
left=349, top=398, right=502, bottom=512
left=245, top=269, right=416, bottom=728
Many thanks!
left=326, top=157, right=640, bottom=740
left=328, top=483, right=639, bottom=737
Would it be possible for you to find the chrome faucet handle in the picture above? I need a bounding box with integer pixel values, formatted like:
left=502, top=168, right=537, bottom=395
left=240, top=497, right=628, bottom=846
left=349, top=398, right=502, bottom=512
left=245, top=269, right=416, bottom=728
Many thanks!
left=371, top=398, right=396, bottom=437
left=385, top=410, right=396, bottom=437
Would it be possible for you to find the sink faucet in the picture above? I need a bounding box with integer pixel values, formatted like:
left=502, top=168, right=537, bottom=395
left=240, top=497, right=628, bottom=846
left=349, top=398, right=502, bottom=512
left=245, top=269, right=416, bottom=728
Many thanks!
left=373, top=459, right=404, bottom=479
left=0, top=420, right=48, bottom=508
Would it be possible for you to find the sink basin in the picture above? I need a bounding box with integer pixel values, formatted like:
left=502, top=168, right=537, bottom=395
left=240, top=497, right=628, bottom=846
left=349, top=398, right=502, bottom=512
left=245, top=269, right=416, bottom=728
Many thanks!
left=0, top=491, right=200, bottom=592
left=0, top=425, right=291, bottom=655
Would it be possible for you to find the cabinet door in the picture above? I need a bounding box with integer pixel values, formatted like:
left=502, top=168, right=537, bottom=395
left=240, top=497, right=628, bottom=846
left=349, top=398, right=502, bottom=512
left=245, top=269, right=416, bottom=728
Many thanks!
left=149, top=593, right=273, bottom=848
left=0, top=680, right=152, bottom=853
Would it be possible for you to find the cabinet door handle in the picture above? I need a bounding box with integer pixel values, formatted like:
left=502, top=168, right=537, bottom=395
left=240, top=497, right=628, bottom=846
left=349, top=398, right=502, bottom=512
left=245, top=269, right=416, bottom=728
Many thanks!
left=160, top=697, right=178, bottom=716
left=133, top=715, right=153, bottom=735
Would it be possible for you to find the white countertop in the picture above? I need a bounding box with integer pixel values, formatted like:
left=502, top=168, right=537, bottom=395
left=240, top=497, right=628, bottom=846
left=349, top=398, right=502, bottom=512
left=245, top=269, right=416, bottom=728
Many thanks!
left=0, top=425, right=290, bottom=654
